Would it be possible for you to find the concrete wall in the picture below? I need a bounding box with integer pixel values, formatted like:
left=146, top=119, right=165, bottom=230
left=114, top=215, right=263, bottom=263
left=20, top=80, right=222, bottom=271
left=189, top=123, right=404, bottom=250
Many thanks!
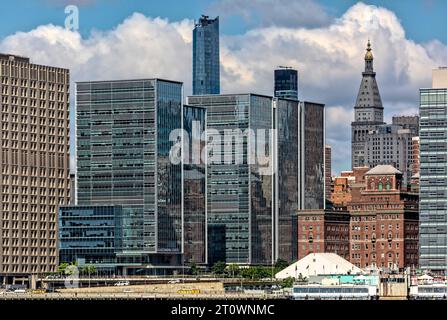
left=58, top=281, right=225, bottom=294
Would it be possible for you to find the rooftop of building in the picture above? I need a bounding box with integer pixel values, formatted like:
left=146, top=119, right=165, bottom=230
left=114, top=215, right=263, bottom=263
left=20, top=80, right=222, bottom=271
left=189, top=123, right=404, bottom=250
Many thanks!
left=0, top=53, right=30, bottom=63
left=195, top=15, right=219, bottom=27
left=76, top=78, right=183, bottom=85
left=0, top=53, right=69, bottom=71
left=188, top=93, right=324, bottom=106
left=365, top=165, right=402, bottom=176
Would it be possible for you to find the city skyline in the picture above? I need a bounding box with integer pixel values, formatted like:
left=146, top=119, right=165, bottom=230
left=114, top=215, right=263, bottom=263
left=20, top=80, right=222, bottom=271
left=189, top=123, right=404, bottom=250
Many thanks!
left=0, top=1, right=446, bottom=174
left=0, top=2, right=447, bottom=306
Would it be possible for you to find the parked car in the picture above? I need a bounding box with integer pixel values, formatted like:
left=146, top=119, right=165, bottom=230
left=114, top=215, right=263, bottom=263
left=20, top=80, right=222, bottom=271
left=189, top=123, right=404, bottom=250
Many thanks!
left=14, top=289, right=26, bottom=294
left=168, top=279, right=180, bottom=284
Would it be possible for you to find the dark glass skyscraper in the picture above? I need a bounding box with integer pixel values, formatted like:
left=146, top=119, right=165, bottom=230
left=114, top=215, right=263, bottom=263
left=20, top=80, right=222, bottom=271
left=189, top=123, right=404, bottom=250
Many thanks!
left=188, top=94, right=271, bottom=265
left=183, top=105, right=207, bottom=265
left=75, top=79, right=183, bottom=275
left=193, top=15, right=220, bottom=95
left=59, top=205, right=122, bottom=272
left=275, top=98, right=300, bottom=262
left=274, top=68, right=298, bottom=101
left=298, top=101, right=326, bottom=210
left=188, top=94, right=301, bottom=265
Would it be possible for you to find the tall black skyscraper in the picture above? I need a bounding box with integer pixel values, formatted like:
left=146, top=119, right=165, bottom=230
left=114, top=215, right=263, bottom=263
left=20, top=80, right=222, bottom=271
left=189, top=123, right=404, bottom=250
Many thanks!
left=193, top=15, right=220, bottom=95
left=274, top=67, right=298, bottom=101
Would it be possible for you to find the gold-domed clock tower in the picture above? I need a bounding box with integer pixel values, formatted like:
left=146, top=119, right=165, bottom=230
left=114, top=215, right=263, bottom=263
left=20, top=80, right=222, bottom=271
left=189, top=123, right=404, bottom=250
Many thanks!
left=351, top=40, right=385, bottom=168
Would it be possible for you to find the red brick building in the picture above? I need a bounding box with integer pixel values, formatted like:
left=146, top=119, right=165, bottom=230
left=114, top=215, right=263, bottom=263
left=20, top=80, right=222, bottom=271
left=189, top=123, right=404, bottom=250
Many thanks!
left=325, top=145, right=332, bottom=202
left=347, top=165, right=419, bottom=270
left=297, top=208, right=350, bottom=261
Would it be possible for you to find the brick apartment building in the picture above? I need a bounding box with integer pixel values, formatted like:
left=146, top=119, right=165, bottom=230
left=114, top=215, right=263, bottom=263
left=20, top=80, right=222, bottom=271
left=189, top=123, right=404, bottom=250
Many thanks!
left=297, top=208, right=350, bottom=261
left=330, top=167, right=370, bottom=207
left=298, top=164, right=419, bottom=271
left=348, top=165, right=419, bottom=270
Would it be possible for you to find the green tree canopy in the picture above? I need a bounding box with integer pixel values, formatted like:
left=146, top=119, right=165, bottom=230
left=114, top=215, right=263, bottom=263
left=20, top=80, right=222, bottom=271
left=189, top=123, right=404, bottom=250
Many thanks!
left=211, top=261, right=226, bottom=275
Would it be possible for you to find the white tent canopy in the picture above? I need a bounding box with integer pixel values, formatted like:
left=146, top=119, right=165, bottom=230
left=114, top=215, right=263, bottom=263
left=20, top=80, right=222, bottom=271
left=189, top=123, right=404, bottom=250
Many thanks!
left=418, top=274, right=434, bottom=281
left=275, top=253, right=364, bottom=279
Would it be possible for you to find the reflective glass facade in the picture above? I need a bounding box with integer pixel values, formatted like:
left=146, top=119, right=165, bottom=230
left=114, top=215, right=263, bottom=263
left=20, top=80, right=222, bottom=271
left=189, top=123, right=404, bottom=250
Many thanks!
left=76, top=79, right=183, bottom=272
left=419, top=88, right=447, bottom=271
left=275, top=99, right=299, bottom=263
left=299, top=101, right=325, bottom=210
left=250, top=95, right=274, bottom=265
left=189, top=94, right=252, bottom=264
left=59, top=206, right=122, bottom=271
left=188, top=94, right=300, bottom=265
left=193, top=16, right=220, bottom=95
left=274, top=69, right=298, bottom=101
left=183, top=105, right=207, bottom=264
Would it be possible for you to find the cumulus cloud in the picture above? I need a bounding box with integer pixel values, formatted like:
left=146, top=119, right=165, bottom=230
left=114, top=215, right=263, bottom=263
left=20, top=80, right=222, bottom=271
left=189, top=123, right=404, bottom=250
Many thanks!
left=0, top=2, right=445, bottom=174
left=219, top=2, right=445, bottom=173
left=0, top=13, right=193, bottom=173
left=210, top=0, right=333, bottom=28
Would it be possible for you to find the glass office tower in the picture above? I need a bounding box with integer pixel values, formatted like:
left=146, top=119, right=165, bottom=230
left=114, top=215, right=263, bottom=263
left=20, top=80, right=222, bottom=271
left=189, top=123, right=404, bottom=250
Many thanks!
left=193, top=15, right=220, bottom=95
left=298, top=101, right=325, bottom=210
left=59, top=205, right=122, bottom=272
left=274, top=68, right=298, bottom=101
left=419, top=69, right=447, bottom=272
left=274, top=98, right=300, bottom=263
left=188, top=94, right=272, bottom=265
left=76, top=79, right=183, bottom=275
left=188, top=94, right=300, bottom=265
left=183, top=105, right=206, bottom=265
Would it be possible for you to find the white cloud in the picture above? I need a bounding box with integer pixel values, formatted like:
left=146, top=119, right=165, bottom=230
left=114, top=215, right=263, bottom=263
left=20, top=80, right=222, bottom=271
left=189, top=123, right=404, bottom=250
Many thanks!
left=1, top=2, right=446, bottom=174
left=218, top=2, right=445, bottom=173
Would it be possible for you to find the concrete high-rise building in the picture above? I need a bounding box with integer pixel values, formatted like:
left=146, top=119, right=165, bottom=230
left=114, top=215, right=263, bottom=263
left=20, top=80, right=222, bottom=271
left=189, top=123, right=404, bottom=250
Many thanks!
left=0, top=54, right=70, bottom=284
left=351, top=41, right=385, bottom=168
left=274, top=67, right=298, bottom=101
left=419, top=68, right=447, bottom=272
left=193, top=15, right=220, bottom=95
left=325, top=145, right=332, bottom=204
left=70, top=79, right=183, bottom=275
left=392, top=115, right=419, bottom=136
left=365, top=123, right=416, bottom=186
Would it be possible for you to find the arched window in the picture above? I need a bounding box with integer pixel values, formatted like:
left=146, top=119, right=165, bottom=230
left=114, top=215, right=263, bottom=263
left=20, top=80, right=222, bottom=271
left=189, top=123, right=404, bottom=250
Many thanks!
left=378, top=182, right=383, bottom=192
left=386, top=182, right=391, bottom=191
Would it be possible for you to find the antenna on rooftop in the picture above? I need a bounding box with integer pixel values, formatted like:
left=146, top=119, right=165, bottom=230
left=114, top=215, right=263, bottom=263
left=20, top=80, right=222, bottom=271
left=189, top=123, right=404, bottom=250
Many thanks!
left=277, top=66, right=293, bottom=69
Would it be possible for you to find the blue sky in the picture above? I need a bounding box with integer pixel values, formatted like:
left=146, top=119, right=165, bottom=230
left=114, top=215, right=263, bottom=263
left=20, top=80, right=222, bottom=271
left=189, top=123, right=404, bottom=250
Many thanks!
left=0, top=0, right=446, bottom=43
left=0, top=0, right=445, bottom=174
